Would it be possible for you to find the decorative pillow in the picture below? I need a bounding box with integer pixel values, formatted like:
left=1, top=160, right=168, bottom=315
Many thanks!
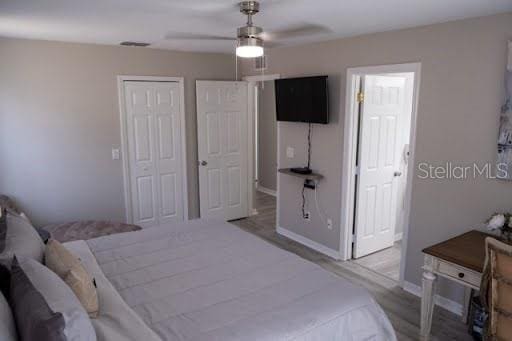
left=0, top=212, right=45, bottom=264
left=10, top=257, right=96, bottom=341
left=0, top=291, right=17, bottom=341
left=0, top=263, right=10, bottom=298
left=0, top=195, right=22, bottom=216
left=45, top=239, right=99, bottom=317
left=36, top=227, right=51, bottom=244
left=0, top=208, right=6, bottom=252
left=17, top=212, right=50, bottom=243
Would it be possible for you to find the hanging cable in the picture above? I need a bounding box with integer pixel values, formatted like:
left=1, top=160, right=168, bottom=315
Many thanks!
left=301, top=185, right=306, bottom=218
left=314, top=181, right=327, bottom=225
left=307, top=123, right=312, bottom=169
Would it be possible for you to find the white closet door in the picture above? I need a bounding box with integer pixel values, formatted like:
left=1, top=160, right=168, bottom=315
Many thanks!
left=196, top=81, right=249, bottom=221
left=124, top=81, right=184, bottom=227
left=353, top=75, right=407, bottom=258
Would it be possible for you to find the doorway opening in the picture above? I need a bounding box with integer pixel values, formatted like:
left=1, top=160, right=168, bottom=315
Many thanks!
left=340, top=63, right=421, bottom=284
left=244, top=74, right=280, bottom=222
left=254, top=80, right=278, bottom=197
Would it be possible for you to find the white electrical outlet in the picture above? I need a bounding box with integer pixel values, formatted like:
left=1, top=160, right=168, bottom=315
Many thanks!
left=327, top=219, right=333, bottom=230
left=286, top=147, right=295, bottom=158
left=303, top=211, right=311, bottom=221
left=111, top=148, right=120, bottom=160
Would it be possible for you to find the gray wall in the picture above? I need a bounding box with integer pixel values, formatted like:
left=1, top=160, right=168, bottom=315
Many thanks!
left=242, top=12, right=512, bottom=304
left=257, top=81, right=277, bottom=191
left=0, top=37, right=234, bottom=226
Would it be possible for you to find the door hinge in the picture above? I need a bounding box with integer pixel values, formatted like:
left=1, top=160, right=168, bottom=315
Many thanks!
left=354, top=165, right=360, bottom=175
left=356, top=91, right=364, bottom=103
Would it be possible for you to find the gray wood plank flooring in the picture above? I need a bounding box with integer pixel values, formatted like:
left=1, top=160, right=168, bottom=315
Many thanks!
left=353, top=241, right=402, bottom=281
left=230, top=191, right=472, bottom=341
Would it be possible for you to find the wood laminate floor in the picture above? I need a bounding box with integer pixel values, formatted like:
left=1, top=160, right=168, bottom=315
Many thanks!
left=231, top=191, right=472, bottom=341
left=353, top=240, right=402, bottom=281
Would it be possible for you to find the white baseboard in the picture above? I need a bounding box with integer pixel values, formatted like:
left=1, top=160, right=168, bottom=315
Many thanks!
left=277, top=226, right=342, bottom=260
left=394, top=232, right=403, bottom=242
left=402, top=281, right=463, bottom=316
left=257, top=186, right=277, bottom=197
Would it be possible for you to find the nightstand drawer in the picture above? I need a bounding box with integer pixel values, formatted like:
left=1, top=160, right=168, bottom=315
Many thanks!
left=437, top=260, right=481, bottom=287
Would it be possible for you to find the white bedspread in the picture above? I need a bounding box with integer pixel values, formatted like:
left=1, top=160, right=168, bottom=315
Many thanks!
left=85, top=219, right=396, bottom=341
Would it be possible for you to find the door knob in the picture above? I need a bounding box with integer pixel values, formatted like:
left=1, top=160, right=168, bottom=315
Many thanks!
left=394, top=171, right=402, bottom=177
left=199, top=160, right=208, bottom=166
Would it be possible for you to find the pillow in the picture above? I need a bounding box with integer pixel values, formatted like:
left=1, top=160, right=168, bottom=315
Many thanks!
left=0, top=208, right=6, bottom=252
left=10, top=257, right=96, bottom=341
left=0, top=195, right=22, bottom=216
left=0, top=212, right=45, bottom=264
left=36, top=227, right=51, bottom=244
left=19, top=212, right=51, bottom=243
left=0, top=263, right=10, bottom=298
left=45, top=239, right=99, bottom=317
left=0, top=291, right=17, bottom=341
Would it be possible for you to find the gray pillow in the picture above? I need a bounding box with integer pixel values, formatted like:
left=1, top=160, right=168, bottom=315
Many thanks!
left=0, top=291, right=17, bottom=341
left=0, top=213, right=45, bottom=264
left=0, top=209, right=6, bottom=252
left=10, top=257, right=96, bottom=341
left=0, top=195, right=22, bottom=216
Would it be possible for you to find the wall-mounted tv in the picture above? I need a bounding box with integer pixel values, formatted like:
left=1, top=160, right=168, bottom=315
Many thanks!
left=275, top=76, right=329, bottom=124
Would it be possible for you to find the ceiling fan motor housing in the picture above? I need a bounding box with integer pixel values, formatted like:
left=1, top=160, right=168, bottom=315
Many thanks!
left=237, top=25, right=262, bottom=39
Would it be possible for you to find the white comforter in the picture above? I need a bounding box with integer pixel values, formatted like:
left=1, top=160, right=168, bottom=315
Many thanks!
left=84, top=219, right=396, bottom=341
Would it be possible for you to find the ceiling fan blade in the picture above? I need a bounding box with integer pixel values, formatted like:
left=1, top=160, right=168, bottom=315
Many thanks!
left=165, top=32, right=235, bottom=41
left=262, top=24, right=332, bottom=41
left=263, top=41, right=281, bottom=48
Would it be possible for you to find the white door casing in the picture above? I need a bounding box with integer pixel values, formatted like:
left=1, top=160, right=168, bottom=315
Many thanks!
left=196, top=81, right=249, bottom=221
left=353, top=75, right=407, bottom=258
left=123, top=80, right=186, bottom=227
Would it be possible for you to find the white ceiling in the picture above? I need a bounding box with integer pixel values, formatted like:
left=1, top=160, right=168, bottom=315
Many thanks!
left=1, top=0, right=511, bottom=53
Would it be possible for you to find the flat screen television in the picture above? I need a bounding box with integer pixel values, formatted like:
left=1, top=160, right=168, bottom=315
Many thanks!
left=275, top=76, right=329, bottom=124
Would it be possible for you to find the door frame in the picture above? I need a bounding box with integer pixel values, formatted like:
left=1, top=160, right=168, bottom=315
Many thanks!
left=117, top=75, right=189, bottom=224
left=243, top=74, right=280, bottom=218
left=339, top=63, right=421, bottom=285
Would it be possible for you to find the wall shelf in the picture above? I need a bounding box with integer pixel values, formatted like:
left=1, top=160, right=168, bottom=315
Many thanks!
left=278, top=168, right=324, bottom=181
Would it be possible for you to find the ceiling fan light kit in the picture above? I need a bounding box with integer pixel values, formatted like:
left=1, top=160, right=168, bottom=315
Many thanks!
left=236, top=1, right=264, bottom=58
left=236, top=37, right=264, bottom=58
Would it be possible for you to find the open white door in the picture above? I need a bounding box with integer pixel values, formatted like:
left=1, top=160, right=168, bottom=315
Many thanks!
left=353, top=75, right=407, bottom=258
left=124, top=81, right=186, bottom=227
left=196, top=81, right=249, bottom=220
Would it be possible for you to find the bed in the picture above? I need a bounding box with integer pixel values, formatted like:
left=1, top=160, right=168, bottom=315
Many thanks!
left=65, top=219, right=396, bottom=341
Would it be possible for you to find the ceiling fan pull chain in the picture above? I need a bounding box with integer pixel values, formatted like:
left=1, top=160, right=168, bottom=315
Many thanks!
left=261, top=55, right=265, bottom=89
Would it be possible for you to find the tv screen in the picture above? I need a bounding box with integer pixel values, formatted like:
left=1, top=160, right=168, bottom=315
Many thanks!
left=275, top=76, right=329, bottom=124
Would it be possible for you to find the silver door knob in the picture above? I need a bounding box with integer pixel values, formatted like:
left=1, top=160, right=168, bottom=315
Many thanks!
left=199, top=160, right=208, bottom=166
left=394, top=171, right=402, bottom=177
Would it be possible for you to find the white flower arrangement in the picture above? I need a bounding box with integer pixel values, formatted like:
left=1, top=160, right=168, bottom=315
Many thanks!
left=486, top=213, right=512, bottom=241
left=487, top=213, right=506, bottom=230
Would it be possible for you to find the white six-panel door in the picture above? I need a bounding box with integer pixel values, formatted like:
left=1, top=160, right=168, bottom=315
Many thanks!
left=196, top=81, right=248, bottom=221
left=124, top=81, right=185, bottom=227
left=353, top=75, right=407, bottom=258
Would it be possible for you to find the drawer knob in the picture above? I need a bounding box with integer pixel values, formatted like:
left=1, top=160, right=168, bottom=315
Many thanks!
left=458, top=272, right=465, bottom=279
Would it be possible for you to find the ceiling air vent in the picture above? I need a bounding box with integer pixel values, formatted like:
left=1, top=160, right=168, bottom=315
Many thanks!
left=254, top=55, right=267, bottom=70
left=120, top=41, right=150, bottom=47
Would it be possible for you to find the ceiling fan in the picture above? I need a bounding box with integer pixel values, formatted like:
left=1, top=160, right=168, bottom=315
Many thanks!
left=164, top=1, right=331, bottom=58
